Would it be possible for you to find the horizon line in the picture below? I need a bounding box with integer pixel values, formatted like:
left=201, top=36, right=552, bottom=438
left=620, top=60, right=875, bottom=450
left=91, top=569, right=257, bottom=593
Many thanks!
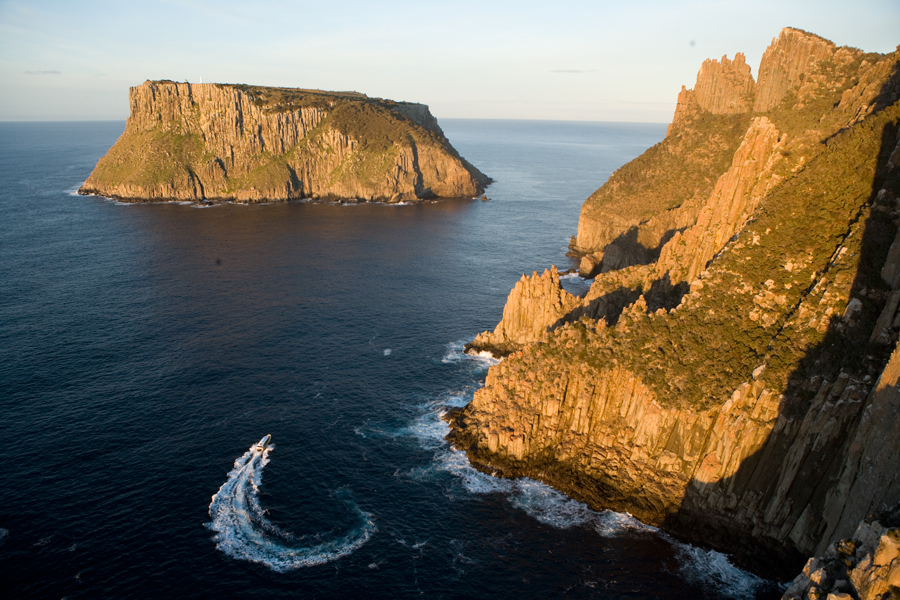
left=0, top=116, right=673, bottom=125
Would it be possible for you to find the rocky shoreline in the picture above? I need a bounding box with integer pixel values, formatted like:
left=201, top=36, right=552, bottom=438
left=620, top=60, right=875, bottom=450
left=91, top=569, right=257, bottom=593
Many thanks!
left=449, top=27, right=900, bottom=585
left=780, top=508, right=900, bottom=600
left=77, top=190, right=476, bottom=206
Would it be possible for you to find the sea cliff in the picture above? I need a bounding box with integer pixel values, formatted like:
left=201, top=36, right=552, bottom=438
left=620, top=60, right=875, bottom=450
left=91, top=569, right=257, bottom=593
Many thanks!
left=79, top=81, right=489, bottom=203
left=450, top=27, right=900, bottom=582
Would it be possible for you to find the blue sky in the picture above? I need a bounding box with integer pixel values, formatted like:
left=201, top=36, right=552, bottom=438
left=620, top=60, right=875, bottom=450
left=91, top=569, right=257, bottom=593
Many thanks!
left=1, top=0, right=897, bottom=122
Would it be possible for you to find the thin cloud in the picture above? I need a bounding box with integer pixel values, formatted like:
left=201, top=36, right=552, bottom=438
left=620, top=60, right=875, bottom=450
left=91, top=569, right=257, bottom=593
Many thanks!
left=24, top=70, right=61, bottom=75
left=549, top=69, right=597, bottom=74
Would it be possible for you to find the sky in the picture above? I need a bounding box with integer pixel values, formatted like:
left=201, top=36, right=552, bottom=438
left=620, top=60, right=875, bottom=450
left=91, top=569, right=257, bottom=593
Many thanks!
left=0, top=0, right=897, bottom=122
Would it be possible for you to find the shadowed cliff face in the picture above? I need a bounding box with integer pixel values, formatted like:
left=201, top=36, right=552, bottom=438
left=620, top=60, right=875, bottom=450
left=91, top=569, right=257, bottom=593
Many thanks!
left=451, top=28, right=900, bottom=579
left=79, top=81, right=489, bottom=203
left=668, top=117, right=900, bottom=575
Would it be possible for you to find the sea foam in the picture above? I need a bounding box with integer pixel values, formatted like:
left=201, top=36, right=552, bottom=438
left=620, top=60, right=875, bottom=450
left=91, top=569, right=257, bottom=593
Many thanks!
left=559, top=272, right=593, bottom=296
left=673, top=541, right=768, bottom=599
left=440, top=340, right=499, bottom=371
left=409, top=398, right=647, bottom=537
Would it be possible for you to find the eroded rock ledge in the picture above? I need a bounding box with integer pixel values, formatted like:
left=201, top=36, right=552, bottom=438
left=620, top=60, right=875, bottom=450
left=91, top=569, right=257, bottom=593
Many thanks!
left=781, top=509, right=900, bottom=600
left=80, top=81, right=490, bottom=203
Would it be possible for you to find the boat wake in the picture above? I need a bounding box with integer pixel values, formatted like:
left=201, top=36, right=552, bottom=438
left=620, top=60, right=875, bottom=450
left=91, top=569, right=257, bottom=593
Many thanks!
left=207, top=443, right=376, bottom=572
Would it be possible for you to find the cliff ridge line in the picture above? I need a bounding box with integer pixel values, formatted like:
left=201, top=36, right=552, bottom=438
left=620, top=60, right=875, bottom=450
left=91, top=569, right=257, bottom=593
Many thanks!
left=573, top=26, right=891, bottom=273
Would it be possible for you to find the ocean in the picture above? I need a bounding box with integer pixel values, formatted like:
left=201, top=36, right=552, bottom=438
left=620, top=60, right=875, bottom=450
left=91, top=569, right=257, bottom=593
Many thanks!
left=0, top=119, right=782, bottom=599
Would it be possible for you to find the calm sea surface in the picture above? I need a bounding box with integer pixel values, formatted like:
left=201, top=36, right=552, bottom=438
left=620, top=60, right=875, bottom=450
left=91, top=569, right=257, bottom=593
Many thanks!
left=0, top=119, right=782, bottom=599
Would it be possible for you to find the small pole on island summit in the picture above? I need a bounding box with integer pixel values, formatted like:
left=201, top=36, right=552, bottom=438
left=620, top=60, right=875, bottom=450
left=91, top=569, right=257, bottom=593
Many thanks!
left=200, top=76, right=203, bottom=84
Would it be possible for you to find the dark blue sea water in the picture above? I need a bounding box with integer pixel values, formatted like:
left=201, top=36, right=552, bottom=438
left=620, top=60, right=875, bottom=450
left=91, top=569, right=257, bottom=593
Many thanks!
left=0, top=119, right=782, bottom=599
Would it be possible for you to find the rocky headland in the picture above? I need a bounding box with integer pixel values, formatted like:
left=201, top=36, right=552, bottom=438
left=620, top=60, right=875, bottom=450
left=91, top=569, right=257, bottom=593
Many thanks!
left=79, top=81, right=489, bottom=203
left=450, top=27, right=900, bottom=587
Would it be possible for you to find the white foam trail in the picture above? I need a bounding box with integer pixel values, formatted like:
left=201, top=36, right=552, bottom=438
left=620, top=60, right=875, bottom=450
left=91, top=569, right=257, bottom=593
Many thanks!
left=79, top=190, right=132, bottom=205
left=207, top=443, right=376, bottom=572
left=506, top=479, right=649, bottom=535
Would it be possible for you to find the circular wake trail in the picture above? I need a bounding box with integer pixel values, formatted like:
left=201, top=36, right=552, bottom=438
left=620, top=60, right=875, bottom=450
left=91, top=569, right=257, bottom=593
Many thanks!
left=208, top=444, right=376, bottom=572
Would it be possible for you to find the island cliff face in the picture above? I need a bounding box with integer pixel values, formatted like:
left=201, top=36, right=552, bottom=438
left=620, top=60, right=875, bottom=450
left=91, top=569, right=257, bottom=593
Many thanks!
left=450, top=28, right=900, bottom=583
left=80, top=81, right=489, bottom=203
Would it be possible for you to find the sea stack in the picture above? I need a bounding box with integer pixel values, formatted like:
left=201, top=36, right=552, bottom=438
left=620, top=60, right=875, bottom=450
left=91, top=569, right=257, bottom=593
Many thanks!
left=79, top=81, right=490, bottom=203
left=450, top=27, right=900, bottom=581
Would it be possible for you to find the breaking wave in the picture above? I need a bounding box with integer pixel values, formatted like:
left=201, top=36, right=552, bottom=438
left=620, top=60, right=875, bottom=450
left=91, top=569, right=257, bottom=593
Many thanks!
left=440, top=340, right=499, bottom=371
left=207, top=442, right=376, bottom=572
left=409, top=341, right=647, bottom=539
left=409, top=401, right=647, bottom=537
left=673, top=541, right=768, bottom=599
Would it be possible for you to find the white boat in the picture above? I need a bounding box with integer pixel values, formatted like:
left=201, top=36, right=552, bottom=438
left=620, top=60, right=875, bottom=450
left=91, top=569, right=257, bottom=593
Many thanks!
left=256, top=434, right=271, bottom=452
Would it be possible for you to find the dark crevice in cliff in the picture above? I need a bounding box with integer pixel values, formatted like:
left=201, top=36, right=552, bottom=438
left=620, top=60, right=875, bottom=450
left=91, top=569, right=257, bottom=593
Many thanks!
left=285, top=164, right=303, bottom=197
left=538, top=273, right=688, bottom=337
left=574, top=287, right=643, bottom=326
left=645, top=275, right=691, bottom=312
left=186, top=168, right=206, bottom=199
left=780, top=119, right=900, bottom=411
left=596, top=226, right=689, bottom=274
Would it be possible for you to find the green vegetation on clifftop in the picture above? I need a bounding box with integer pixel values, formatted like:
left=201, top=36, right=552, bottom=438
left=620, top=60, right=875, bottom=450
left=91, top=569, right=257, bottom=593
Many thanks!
left=560, top=103, right=900, bottom=410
